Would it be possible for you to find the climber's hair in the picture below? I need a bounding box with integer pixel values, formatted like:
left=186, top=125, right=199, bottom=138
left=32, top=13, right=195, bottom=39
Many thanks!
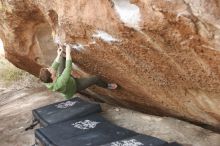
left=39, top=68, right=53, bottom=83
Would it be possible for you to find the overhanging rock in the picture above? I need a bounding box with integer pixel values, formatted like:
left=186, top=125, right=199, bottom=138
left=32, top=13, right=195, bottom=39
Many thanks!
left=0, top=0, right=220, bottom=129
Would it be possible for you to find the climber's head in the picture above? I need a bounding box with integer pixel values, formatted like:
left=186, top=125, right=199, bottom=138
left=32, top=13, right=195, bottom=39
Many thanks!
left=39, top=68, right=53, bottom=83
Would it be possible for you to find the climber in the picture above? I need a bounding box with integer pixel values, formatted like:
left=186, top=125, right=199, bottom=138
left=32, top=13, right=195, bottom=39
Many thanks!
left=39, top=44, right=118, bottom=99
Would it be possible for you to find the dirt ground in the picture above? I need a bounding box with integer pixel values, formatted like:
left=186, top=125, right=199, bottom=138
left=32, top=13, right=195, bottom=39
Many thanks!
left=0, top=86, right=220, bottom=146
left=0, top=87, right=61, bottom=146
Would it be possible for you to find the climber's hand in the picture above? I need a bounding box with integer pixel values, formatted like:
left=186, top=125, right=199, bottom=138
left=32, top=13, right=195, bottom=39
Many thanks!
left=54, top=45, right=64, bottom=63
left=57, top=46, right=63, bottom=56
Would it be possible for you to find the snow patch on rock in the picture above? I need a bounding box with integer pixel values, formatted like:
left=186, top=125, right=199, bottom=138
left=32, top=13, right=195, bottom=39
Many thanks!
left=53, top=34, right=62, bottom=45
left=93, top=30, right=119, bottom=43
left=70, top=43, right=85, bottom=51
left=112, top=0, right=141, bottom=29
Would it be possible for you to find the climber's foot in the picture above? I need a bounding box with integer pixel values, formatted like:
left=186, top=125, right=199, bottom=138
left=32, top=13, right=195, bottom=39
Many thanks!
left=107, top=83, right=118, bottom=90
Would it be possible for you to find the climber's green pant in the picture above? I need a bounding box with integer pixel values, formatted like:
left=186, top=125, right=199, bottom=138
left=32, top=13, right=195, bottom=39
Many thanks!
left=59, top=57, right=108, bottom=92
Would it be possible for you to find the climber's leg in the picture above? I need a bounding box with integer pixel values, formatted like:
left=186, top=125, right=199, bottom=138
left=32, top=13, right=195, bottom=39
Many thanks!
left=75, top=76, right=105, bottom=91
left=75, top=76, right=117, bottom=92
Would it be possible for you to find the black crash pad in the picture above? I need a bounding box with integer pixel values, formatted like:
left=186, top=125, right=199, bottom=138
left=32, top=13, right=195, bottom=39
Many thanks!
left=35, top=114, right=138, bottom=146
left=102, top=134, right=168, bottom=146
left=32, top=97, right=101, bottom=127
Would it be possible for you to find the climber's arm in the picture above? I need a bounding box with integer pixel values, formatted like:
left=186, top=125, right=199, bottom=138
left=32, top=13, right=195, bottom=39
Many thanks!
left=57, top=45, right=72, bottom=85
left=50, top=46, right=63, bottom=72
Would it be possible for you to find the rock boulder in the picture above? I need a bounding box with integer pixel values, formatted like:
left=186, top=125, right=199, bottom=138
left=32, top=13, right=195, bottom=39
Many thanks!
left=0, top=0, right=220, bottom=129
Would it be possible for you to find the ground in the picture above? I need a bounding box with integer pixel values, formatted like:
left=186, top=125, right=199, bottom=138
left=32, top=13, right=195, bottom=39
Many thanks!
left=0, top=56, right=220, bottom=146
left=1, top=87, right=220, bottom=146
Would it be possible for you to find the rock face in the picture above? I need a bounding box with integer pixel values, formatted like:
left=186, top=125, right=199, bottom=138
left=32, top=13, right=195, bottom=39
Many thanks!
left=0, top=0, right=220, bottom=129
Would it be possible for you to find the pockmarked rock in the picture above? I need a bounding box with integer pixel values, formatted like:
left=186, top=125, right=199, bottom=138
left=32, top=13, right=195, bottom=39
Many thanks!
left=0, top=0, right=219, bottom=129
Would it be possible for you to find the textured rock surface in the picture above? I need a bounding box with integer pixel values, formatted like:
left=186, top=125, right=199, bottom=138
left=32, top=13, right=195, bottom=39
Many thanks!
left=0, top=0, right=220, bottom=129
